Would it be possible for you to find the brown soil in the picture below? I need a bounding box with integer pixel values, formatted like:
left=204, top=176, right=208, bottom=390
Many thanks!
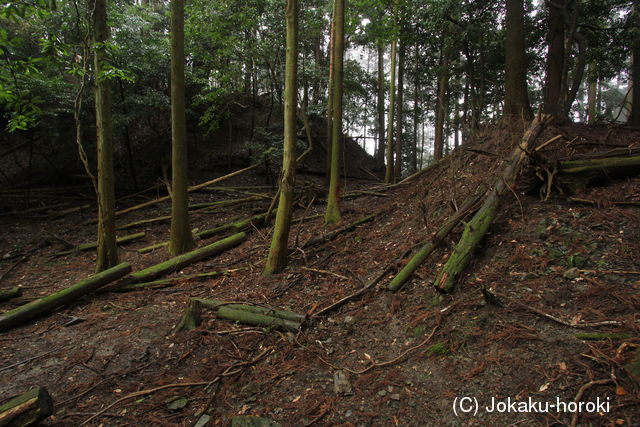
left=1, top=121, right=639, bottom=426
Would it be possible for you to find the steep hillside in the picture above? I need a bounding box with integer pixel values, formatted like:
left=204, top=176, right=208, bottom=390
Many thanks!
left=0, top=120, right=639, bottom=426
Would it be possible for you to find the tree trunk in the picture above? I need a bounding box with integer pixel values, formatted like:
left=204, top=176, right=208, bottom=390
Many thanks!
left=434, top=44, right=448, bottom=160
left=169, top=0, right=196, bottom=255
left=0, top=387, right=53, bottom=426
left=629, top=0, right=640, bottom=125
left=325, top=7, right=336, bottom=180
left=376, top=43, right=385, bottom=171
left=385, top=39, right=397, bottom=182
left=587, top=62, right=597, bottom=124
left=264, top=0, right=298, bottom=275
left=0, top=263, right=131, bottom=331
left=504, top=0, right=533, bottom=119
left=93, top=0, right=119, bottom=272
left=433, top=115, right=551, bottom=292
left=412, top=51, right=419, bottom=174
left=124, top=232, right=246, bottom=285
left=394, top=42, right=405, bottom=181
left=543, top=0, right=565, bottom=117
left=325, top=0, right=344, bottom=224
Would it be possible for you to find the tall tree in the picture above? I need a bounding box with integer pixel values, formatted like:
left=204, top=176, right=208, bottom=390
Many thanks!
left=394, top=42, right=405, bottom=180
left=169, top=0, right=196, bottom=255
left=93, top=0, right=119, bottom=272
left=376, top=43, right=385, bottom=171
left=325, top=0, right=344, bottom=224
left=385, top=38, right=397, bottom=183
left=433, top=42, right=448, bottom=160
left=543, top=0, right=565, bottom=117
left=264, top=0, right=298, bottom=274
left=630, top=0, right=640, bottom=125
left=504, top=0, right=532, bottom=119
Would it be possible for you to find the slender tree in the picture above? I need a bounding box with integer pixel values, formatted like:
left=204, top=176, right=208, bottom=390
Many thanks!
left=168, top=0, right=196, bottom=255
left=587, top=62, right=598, bottom=124
left=629, top=0, right=640, bottom=125
left=264, top=0, right=298, bottom=274
left=385, top=38, right=397, bottom=183
left=376, top=43, right=385, bottom=171
left=433, top=43, right=448, bottom=160
left=504, top=0, right=533, bottom=119
left=394, top=42, right=405, bottom=180
left=543, top=0, right=565, bottom=117
left=325, top=0, right=344, bottom=224
left=93, top=0, right=118, bottom=272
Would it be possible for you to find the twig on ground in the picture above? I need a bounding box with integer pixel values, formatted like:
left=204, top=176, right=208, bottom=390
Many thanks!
left=569, top=378, right=614, bottom=427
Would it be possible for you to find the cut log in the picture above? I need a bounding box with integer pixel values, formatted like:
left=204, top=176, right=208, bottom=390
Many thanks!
left=0, top=386, right=53, bottom=426
left=215, top=307, right=300, bottom=332
left=554, top=154, right=640, bottom=192
left=174, top=298, right=304, bottom=333
left=0, top=287, right=22, bottom=303
left=0, top=263, right=131, bottom=332
left=301, top=214, right=376, bottom=249
left=115, top=269, right=246, bottom=292
left=137, top=214, right=264, bottom=254
left=433, top=115, right=551, bottom=293
left=125, top=233, right=246, bottom=285
left=195, top=299, right=306, bottom=323
left=55, top=232, right=145, bottom=256
left=388, top=187, right=487, bottom=291
left=115, top=162, right=263, bottom=217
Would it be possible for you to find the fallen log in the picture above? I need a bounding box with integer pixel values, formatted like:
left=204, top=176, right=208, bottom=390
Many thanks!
left=0, top=263, right=131, bottom=332
left=115, top=162, right=263, bottom=217
left=196, top=299, right=306, bottom=323
left=548, top=154, right=640, bottom=193
left=115, top=268, right=246, bottom=292
left=388, top=187, right=487, bottom=292
left=301, top=214, right=376, bottom=249
left=137, top=214, right=264, bottom=254
left=55, top=232, right=145, bottom=256
left=433, top=114, right=551, bottom=293
left=124, top=233, right=246, bottom=285
left=0, top=386, right=53, bottom=426
left=0, top=287, right=22, bottom=303
left=174, top=298, right=304, bottom=333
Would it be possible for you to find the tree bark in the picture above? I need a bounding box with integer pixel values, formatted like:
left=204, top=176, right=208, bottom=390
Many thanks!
left=264, top=0, right=298, bottom=274
left=0, top=263, right=131, bottom=331
left=434, top=43, right=449, bottom=160
left=630, top=0, right=640, bottom=125
left=124, top=233, right=246, bottom=285
left=385, top=39, right=397, bottom=182
left=376, top=43, right=385, bottom=171
left=394, top=42, right=405, bottom=181
left=169, top=0, right=196, bottom=255
left=587, top=62, right=597, bottom=124
left=56, top=232, right=145, bottom=256
left=433, top=115, right=551, bottom=292
left=0, top=287, right=22, bottom=303
left=543, top=0, right=565, bottom=117
left=0, top=387, right=53, bottom=426
left=325, top=0, right=344, bottom=224
left=504, top=0, right=533, bottom=119
left=93, top=0, right=118, bottom=272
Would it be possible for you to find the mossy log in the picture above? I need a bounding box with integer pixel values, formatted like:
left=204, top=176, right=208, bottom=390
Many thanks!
left=55, top=232, right=145, bottom=256
left=115, top=162, right=263, bottom=217
left=301, top=214, right=376, bottom=249
left=0, top=287, right=22, bottom=303
left=0, top=386, right=53, bottom=426
left=575, top=332, right=632, bottom=340
left=115, top=269, right=245, bottom=292
left=433, top=115, right=551, bottom=293
left=137, top=214, right=264, bottom=254
left=0, top=263, right=131, bottom=332
left=553, top=155, right=640, bottom=193
left=195, top=299, right=306, bottom=323
left=174, top=298, right=303, bottom=333
left=125, top=233, right=246, bottom=285
left=388, top=188, right=486, bottom=291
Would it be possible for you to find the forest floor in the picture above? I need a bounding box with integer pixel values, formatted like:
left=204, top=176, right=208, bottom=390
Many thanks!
left=1, top=121, right=639, bottom=426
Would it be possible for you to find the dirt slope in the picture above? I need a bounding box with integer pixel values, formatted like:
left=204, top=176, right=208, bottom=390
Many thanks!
left=0, top=121, right=639, bottom=426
